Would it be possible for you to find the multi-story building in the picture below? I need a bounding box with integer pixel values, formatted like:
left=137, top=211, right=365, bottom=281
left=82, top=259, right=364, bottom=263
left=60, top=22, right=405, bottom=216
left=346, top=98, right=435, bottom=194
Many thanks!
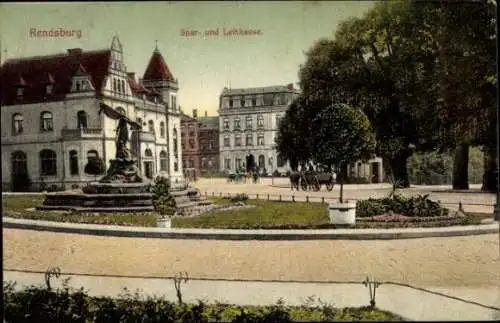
left=197, top=111, right=219, bottom=176
left=218, top=84, right=300, bottom=174
left=0, top=36, right=185, bottom=191
left=180, top=109, right=200, bottom=181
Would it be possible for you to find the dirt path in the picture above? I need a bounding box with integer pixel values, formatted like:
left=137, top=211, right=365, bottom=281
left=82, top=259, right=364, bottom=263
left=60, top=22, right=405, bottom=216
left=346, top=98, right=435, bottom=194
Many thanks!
left=4, top=229, right=499, bottom=287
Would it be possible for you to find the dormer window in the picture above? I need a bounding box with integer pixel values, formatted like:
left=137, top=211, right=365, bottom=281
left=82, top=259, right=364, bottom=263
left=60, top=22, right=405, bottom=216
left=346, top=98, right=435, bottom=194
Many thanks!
left=46, top=84, right=53, bottom=95
left=76, top=81, right=81, bottom=91
left=17, top=88, right=24, bottom=97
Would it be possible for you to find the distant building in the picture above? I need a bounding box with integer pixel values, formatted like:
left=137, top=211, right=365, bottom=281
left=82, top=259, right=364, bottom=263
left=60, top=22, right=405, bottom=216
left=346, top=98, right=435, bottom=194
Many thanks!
left=180, top=109, right=200, bottom=181
left=0, top=36, right=185, bottom=191
left=218, top=84, right=300, bottom=174
left=197, top=111, right=219, bottom=175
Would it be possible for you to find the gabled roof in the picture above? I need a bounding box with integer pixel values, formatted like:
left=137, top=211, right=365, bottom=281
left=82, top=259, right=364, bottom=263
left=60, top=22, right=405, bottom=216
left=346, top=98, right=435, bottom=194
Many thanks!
left=142, top=48, right=175, bottom=81
left=1, top=49, right=111, bottom=105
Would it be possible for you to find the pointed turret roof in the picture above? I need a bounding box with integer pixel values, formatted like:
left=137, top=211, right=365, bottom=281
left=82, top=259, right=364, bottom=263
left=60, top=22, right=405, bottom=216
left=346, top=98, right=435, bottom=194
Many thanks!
left=142, top=46, right=175, bottom=81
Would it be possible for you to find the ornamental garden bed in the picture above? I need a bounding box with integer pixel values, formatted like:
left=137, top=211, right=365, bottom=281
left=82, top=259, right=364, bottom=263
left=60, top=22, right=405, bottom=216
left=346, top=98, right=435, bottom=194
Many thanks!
left=2, top=194, right=491, bottom=229
left=3, top=281, right=404, bottom=322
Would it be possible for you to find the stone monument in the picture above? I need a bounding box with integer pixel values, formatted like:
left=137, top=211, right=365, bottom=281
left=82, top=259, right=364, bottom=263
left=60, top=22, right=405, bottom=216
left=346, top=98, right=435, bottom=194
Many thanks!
left=38, top=103, right=154, bottom=212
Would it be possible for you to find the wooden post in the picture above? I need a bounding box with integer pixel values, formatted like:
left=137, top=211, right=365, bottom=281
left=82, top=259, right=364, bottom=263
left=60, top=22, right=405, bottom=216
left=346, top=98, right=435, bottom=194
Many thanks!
left=292, top=195, right=295, bottom=202
left=306, top=196, right=309, bottom=203
left=267, top=194, right=270, bottom=200
left=279, top=195, right=282, bottom=201
left=256, top=194, right=259, bottom=199
left=220, top=192, right=222, bottom=197
left=322, top=197, right=325, bottom=204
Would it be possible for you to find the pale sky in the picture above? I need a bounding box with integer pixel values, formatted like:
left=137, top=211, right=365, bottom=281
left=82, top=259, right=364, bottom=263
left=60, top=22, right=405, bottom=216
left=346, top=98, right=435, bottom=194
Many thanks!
left=0, top=1, right=374, bottom=116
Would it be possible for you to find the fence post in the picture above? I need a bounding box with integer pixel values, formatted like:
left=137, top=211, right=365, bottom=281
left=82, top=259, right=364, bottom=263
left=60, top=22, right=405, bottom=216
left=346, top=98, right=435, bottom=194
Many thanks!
left=256, top=194, right=259, bottom=199
left=212, top=192, right=214, bottom=197
left=279, top=195, right=282, bottom=201
left=322, top=197, right=325, bottom=204
left=306, top=196, right=309, bottom=203
left=292, top=195, right=295, bottom=202
left=267, top=194, right=270, bottom=200
left=220, top=192, right=222, bottom=197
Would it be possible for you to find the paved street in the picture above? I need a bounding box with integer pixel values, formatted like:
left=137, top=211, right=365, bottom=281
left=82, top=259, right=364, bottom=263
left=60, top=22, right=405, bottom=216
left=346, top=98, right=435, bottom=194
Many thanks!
left=194, top=178, right=496, bottom=213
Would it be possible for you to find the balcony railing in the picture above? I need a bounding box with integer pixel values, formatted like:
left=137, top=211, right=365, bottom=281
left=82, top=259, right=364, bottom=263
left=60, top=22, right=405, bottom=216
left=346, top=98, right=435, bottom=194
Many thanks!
left=61, top=127, right=103, bottom=139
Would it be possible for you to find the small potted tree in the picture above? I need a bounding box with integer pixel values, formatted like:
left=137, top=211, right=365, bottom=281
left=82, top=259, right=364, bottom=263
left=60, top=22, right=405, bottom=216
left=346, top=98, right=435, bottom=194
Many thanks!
left=151, top=176, right=177, bottom=228
left=311, top=103, right=376, bottom=225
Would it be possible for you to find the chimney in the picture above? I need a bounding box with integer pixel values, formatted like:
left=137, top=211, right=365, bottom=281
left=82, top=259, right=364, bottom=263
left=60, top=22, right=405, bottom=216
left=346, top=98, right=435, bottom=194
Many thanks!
left=127, top=72, right=136, bottom=80
left=67, top=48, right=82, bottom=55
left=204, top=110, right=208, bottom=117
left=192, top=109, right=198, bottom=118
left=287, top=83, right=294, bottom=90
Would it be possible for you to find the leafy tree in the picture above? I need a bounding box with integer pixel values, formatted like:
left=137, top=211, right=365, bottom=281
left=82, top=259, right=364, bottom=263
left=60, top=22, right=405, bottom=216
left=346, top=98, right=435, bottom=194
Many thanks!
left=151, top=176, right=176, bottom=215
left=310, top=103, right=375, bottom=203
left=84, top=158, right=106, bottom=180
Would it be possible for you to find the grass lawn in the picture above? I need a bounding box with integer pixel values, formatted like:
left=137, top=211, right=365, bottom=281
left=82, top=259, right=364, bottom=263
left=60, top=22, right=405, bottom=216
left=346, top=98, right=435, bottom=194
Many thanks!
left=2, top=195, right=491, bottom=229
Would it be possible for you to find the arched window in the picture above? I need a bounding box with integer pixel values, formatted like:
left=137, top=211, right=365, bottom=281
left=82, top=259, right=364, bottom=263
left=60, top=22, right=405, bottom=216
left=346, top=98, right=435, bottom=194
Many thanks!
left=160, top=150, right=168, bottom=171
left=257, top=133, right=265, bottom=146
left=145, top=148, right=153, bottom=157
left=77, top=111, right=88, bottom=129
left=87, top=150, right=98, bottom=160
left=223, top=135, right=230, bottom=147
left=116, top=107, right=126, bottom=116
left=223, top=118, right=229, bottom=129
left=245, top=133, right=253, bottom=146
left=12, top=113, right=24, bottom=135
left=233, top=117, right=240, bottom=130
left=40, top=149, right=57, bottom=176
left=121, top=80, right=125, bottom=93
left=258, top=155, right=265, bottom=169
left=113, top=78, right=117, bottom=92
left=69, top=150, right=79, bottom=175
left=173, top=128, right=178, bottom=158
left=234, top=134, right=241, bottom=147
left=40, top=111, right=53, bottom=132
left=148, top=120, right=154, bottom=133
left=160, top=121, right=165, bottom=138
left=245, top=116, right=252, bottom=129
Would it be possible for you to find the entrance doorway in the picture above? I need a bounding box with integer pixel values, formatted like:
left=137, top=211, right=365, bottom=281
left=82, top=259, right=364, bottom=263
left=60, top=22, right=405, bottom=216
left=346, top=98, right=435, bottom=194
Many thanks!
left=246, top=154, right=255, bottom=172
left=258, top=155, right=265, bottom=170
left=371, top=162, right=380, bottom=183
left=11, top=151, right=29, bottom=192
left=144, top=161, right=154, bottom=179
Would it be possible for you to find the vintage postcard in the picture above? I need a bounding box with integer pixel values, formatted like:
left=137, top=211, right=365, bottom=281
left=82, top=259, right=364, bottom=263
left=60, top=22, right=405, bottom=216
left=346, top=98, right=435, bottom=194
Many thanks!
left=1, top=1, right=499, bottom=321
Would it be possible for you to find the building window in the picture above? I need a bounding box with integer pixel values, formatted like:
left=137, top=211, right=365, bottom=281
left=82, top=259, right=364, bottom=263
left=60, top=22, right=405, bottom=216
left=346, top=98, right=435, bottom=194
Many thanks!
left=40, top=111, right=53, bottom=132
left=12, top=151, right=27, bottom=175
left=209, top=140, right=215, bottom=150
left=189, top=158, right=195, bottom=168
left=173, top=128, right=179, bottom=158
left=258, top=155, right=265, bottom=169
left=236, top=158, right=242, bottom=170
left=240, top=99, right=245, bottom=107
left=224, top=135, right=230, bottom=147
left=40, top=149, right=57, bottom=176
left=235, top=134, right=241, bottom=147
left=148, top=120, right=154, bottom=133
left=277, top=154, right=286, bottom=167
left=224, top=158, right=231, bottom=170
left=234, top=118, right=240, bottom=130
left=69, top=150, right=79, bottom=175
left=46, top=84, right=53, bottom=95
left=263, top=93, right=273, bottom=105
left=229, top=98, right=233, bottom=108
left=252, top=97, right=257, bottom=106
left=77, top=111, right=88, bottom=129
left=245, top=116, right=252, bottom=129
left=160, top=122, right=165, bottom=138
left=145, top=148, right=153, bottom=157
left=223, top=118, right=229, bottom=130
left=113, top=78, right=117, bottom=92
left=159, top=151, right=168, bottom=171
left=246, top=133, right=253, bottom=146
left=201, top=157, right=207, bottom=168
left=257, top=115, right=264, bottom=128
left=276, top=115, right=283, bottom=128
left=208, top=158, right=214, bottom=167
left=257, top=133, right=265, bottom=146
left=174, top=162, right=179, bottom=172
left=17, top=87, right=24, bottom=97
left=121, top=80, right=125, bottom=93
left=12, top=113, right=23, bottom=135
left=189, top=139, right=195, bottom=149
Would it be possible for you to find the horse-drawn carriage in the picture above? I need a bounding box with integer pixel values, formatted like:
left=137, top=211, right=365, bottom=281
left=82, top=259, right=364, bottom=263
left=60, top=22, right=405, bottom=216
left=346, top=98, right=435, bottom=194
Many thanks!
left=290, top=169, right=336, bottom=192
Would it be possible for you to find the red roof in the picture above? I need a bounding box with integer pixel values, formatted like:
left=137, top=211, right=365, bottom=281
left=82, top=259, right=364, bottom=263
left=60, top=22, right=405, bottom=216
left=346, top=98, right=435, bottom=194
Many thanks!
left=1, top=49, right=111, bottom=106
left=127, top=72, right=151, bottom=94
left=142, top=49, right=175, bottom=81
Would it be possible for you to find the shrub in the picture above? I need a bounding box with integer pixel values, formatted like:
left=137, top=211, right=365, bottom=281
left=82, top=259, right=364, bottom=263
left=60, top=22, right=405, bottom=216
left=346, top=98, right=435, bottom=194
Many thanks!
left=151, top=176, right=176, bottom=215
left=356, top=194, right=448, bottom=218
left=84, top=158, right=106, bottom=180
left=231, top=193, right=249, bottom=203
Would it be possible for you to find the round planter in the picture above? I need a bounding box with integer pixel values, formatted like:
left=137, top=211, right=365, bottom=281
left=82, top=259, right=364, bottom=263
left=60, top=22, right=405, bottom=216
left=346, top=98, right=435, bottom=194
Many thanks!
left=328, top=201, right=356, bottom=225
left=157, top=216, right=172, bottom=228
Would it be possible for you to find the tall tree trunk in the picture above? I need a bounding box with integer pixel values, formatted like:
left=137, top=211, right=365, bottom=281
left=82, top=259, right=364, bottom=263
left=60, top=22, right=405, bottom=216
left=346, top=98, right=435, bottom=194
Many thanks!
left=452, top=143, right=469, bottom=190
left=481, top=148, right=497, bottom=192
left=388, top=153, right=410, bottom=188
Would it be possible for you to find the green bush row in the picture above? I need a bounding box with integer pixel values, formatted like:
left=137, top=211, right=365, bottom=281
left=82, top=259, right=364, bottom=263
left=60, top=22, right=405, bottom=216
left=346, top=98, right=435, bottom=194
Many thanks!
left=3, top=282, right=402, bottom=322
left=356, top=194, right=449, bottom=218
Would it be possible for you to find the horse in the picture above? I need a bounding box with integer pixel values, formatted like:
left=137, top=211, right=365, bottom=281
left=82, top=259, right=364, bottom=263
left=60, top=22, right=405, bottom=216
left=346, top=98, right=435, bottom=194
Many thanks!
left=289, top=171, right=300, bottom=191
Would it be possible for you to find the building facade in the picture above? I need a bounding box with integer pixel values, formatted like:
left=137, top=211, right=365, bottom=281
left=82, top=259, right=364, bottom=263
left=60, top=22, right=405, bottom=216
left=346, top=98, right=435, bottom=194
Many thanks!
left=0, top=36, right=185, bottom=191
left=180, top=109, right=201, bottom=181
left=218, top=84, right=300, bottom=174
left=197, top=111, right=219, bottom=176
